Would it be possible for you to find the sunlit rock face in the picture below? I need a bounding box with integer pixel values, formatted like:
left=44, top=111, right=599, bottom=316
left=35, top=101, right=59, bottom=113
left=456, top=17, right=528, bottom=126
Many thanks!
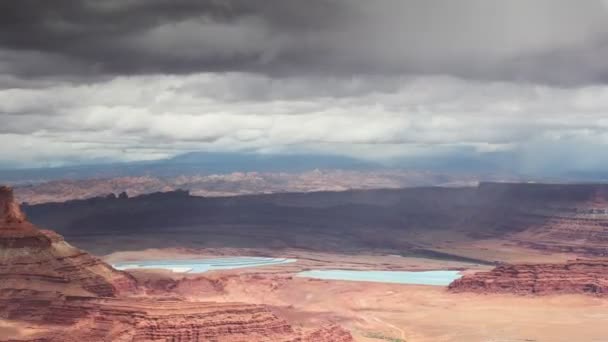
left=0, top=185, right=354, bottom=342
left=1, top=186, right=53, bottom=249
left=0, top=185, right=137, bottom=297
left=449, top=259, right=608, bottom=296
left=0, top=186, right=26, bottom=224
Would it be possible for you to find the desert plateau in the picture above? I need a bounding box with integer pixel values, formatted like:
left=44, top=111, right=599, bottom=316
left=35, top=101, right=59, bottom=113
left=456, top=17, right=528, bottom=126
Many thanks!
left=2, top=1, right=608, bottom=341
left=4, top=181, right=608, bottom=341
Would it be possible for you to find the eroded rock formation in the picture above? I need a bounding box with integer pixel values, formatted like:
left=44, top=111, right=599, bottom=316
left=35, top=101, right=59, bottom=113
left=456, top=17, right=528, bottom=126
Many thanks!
left=302, top=324, right=356, bottom=342
left=0, top=186, right=26, bottom=224
left=0, top=186, right=353, bottom=341
left=0, top=186, right=137, bottom=298
left=449, top=259, right=608, bottom=295
left=2, top=297, right=308, bottom=341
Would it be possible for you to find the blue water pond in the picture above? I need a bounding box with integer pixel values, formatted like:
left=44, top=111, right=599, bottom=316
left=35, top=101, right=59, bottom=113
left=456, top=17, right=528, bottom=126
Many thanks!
left=113, top=257, right=296, bottom=273
left=296, top=269, right=461, bottom=286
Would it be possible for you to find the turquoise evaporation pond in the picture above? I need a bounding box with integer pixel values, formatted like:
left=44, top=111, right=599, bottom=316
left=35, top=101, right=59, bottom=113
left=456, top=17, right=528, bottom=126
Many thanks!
left=112, top=257, right=296, bottom=273
left=296, top=270, right=462, bottom=286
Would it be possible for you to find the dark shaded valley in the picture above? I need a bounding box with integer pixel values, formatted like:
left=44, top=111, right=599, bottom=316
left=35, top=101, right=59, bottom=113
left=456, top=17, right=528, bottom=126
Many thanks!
left=24, top=182, right=608, bottom=259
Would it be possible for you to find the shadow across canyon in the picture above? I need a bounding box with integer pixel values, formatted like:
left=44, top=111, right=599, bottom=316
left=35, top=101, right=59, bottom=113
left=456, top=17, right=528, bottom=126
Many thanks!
left=23, top=182, right=605, bottom=257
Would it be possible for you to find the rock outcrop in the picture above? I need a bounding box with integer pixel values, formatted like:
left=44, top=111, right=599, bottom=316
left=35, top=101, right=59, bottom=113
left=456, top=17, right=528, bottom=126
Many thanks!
left=302, top=324, right=356, bottom=342
left=449, top=259, right=608, bottom=295
left=0, top=186, right=354, bottom=341
left=2, top=294, right=355, bottom=341
left=0, top=186, right=26, bottom=224
left=1, top=297, right=304, bottom=341
left=0, top=186, right=137, bottom=298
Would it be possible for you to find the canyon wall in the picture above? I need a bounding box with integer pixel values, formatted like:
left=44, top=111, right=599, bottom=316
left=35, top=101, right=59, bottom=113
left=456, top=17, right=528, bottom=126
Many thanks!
left=449, top=259, right=608, bottom=295
left=0, top=186, right=353, bottom=341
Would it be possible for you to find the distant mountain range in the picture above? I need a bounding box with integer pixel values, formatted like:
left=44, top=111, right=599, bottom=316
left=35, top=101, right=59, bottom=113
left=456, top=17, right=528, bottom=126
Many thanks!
left=1, top=150, right=607, bottom=185
left=12, top=170, right=484, bottom=205
left=0, top=152, right=380, bottom=184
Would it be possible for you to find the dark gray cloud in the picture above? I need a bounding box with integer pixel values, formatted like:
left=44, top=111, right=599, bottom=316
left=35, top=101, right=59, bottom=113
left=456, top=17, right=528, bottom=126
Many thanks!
left=1, top=0, right=608, bottom=85
left=2, top=1, right=608, bottom=173
left=0, top=0, right=347, bottom=78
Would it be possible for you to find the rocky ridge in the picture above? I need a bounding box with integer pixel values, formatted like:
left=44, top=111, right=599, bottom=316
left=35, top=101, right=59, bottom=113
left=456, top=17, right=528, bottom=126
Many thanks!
left=449, top=259, right=608, bottom=295
left=0, top=186, right=353, bottom=341
left=0, top=186, right=137, bottom=297
left=12, top=171, right=477, bottom=205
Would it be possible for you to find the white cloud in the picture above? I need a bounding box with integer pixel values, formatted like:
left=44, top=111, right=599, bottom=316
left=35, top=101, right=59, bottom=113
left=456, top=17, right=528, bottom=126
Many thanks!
left=1, top=73, right=608, bottom=170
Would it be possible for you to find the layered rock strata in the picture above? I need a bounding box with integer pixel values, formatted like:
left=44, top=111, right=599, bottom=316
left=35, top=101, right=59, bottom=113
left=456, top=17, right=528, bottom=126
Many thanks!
left=2, top=296, right=302, bottom=341
left=449, top=259, right=608, bottom=295
left=0, top=186, right=137, bottom=298
left=2, top=295, right=353, bottom=341
left=0, top=186, right=353, bottom=341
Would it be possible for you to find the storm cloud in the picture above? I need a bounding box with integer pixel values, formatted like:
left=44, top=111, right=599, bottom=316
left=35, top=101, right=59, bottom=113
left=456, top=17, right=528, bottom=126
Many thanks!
left=1, top=1, right=608, bottom=174
left=2, top=0, right=608, bottom=84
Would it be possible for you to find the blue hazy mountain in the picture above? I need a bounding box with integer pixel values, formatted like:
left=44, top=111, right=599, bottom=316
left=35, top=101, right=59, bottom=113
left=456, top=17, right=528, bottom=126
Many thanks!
left=2, top=150, right=606, bottom=185
left=0, top=152, right=381, bottom=184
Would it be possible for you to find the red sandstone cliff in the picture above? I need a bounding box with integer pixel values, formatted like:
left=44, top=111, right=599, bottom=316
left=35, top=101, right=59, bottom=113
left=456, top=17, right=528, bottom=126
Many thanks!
left=449, top=259, right=608, bottom=295
left=0, top=186, right=353, bottom=341
left=0, top=186, right=138, bottom=298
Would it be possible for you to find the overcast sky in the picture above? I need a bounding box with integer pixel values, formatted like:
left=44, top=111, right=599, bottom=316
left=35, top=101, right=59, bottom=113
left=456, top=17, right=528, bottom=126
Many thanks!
left=1, top=0, right=608, bottom=173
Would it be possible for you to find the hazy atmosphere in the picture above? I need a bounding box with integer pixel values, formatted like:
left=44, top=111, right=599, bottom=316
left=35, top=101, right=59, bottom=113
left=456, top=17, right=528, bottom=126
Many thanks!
left=2, top=0, right=608, bottom=175
left=4, top=3, right=608, bottom=342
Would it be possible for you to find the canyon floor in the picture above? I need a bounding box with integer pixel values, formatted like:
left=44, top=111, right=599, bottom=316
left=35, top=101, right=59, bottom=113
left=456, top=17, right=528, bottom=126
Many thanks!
left=99, top=246, right=608, bottom=342
left=6, top=182, right=608, bottom=341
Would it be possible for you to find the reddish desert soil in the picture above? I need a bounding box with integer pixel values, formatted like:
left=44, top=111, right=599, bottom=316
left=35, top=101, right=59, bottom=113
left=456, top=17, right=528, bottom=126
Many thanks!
left=102, top=247, right=608, bottom=342
left=0, top=320, right=50, bottom=341
left=216, top=276, right=608, bottom=342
